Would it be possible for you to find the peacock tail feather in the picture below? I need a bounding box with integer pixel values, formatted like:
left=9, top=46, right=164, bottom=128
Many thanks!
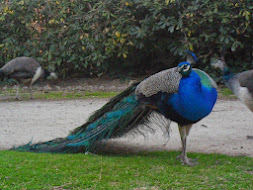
left=14, top=83, right=153, bottom=153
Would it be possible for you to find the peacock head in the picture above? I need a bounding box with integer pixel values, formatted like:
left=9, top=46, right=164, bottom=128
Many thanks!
left=177, top=62, right=192, bottom=77
left=44, top=69, right=58, bottom=80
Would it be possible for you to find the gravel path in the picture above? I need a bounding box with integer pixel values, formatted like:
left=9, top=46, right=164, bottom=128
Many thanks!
left=0, top=99, right=252, bottom=157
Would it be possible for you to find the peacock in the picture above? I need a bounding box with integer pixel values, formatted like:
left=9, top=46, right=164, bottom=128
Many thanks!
left=0, top=57, right=57, bottom=100
left=211, top=58, right=253, bottom=112
left=14, top=52, right=217, bottom=166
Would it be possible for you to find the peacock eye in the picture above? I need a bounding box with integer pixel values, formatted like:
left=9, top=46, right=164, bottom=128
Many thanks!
left=183, top=65, right=189, bottom=71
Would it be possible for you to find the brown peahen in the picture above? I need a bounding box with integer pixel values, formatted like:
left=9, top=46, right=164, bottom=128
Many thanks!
left=0, top=57, right=57, bottom=100
left=212, top=57, right=253, bottom=112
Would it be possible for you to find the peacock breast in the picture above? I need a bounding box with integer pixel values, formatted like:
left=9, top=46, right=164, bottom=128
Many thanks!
left=170, top=73, right=217, bottom=122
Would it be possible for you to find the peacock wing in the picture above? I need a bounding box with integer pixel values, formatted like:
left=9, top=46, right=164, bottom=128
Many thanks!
left=2, top=57, right=40, bottom=74
left=10, top=72, right=34, bottom=79
left=135, top=67, right=182, bottom=98
left=193, top=68, right=217, bottom=89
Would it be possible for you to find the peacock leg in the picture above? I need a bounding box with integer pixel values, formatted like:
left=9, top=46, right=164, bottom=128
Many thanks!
left=15, top=83, right=21, bottom=100
left=177, top=124, right=197, bottom=166
left=28, top=84, right=34, bottom=99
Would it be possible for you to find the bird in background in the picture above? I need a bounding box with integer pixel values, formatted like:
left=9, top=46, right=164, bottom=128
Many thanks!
left=15, top=51, right=217, bottom=166
left=211, top=56, right=253, bottom=112
left=0, top=57, right=57, bottom=100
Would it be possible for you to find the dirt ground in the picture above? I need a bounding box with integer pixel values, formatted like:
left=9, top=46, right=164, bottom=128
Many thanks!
left=0, top=97, right=252, bottom=157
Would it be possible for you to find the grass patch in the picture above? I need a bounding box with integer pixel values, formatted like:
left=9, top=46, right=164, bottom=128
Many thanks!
left=0, top=151, right=252, bottom=189
left=0, top=90, right=119, bottom=100
left=218, top=88, right=236, bottom=99
left=1, top=87, right=237, bottom=100
left=35, top=91, right=119, bottom=99
left=1, top=86, right=239, bottom=102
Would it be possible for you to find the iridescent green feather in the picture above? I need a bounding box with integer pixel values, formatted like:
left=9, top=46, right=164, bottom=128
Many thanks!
left=193, top=68, right=217, bottom=89
left=14, top=83, right=152, bottom=153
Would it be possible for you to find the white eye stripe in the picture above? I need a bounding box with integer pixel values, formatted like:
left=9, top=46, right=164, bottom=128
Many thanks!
left=179, top=65, right=186, bottom=70
left=179, top=64, right=190, bottom=72
left=183, top=65, right=190, bottom=72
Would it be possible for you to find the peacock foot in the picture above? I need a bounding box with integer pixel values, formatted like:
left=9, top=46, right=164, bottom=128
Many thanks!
left=176, top=154, right=198, bottom=166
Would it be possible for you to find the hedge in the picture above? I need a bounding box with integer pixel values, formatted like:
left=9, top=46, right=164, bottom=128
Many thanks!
left=0, top=0, right=252, bottom=77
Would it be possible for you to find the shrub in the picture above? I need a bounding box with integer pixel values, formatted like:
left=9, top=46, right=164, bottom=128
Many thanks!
left=0, top=0, right=252, bottom=77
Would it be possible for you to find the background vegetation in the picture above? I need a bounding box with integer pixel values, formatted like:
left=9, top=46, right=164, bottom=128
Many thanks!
left=0, top=0, right=252, bottom=78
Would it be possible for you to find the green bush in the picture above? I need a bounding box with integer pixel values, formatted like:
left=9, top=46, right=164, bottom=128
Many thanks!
left=0, top=0, right=252, bottom=77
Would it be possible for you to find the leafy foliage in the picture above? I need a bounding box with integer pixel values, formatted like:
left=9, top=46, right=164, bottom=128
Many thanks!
left=0, top=0, right=252, bottom=77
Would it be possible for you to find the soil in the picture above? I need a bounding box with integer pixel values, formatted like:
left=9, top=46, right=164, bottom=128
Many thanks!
left=0, top=78, right=252, bottom=157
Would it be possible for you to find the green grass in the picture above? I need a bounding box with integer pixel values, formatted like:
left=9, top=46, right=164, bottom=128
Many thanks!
left=0, top=87, right=237, bottom=101
left=0, top=151, right=252, bottom=189
left=35, top=91, right=119, bottom=99
left=0, top=90, right=119, bottom=100
left=218, top=88, right=236, bottom=98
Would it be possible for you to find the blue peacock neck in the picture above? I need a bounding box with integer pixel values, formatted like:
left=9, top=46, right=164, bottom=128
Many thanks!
left=179, top=72, right=202, bottom=96
left=170, top=71, right=216, bottom=122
